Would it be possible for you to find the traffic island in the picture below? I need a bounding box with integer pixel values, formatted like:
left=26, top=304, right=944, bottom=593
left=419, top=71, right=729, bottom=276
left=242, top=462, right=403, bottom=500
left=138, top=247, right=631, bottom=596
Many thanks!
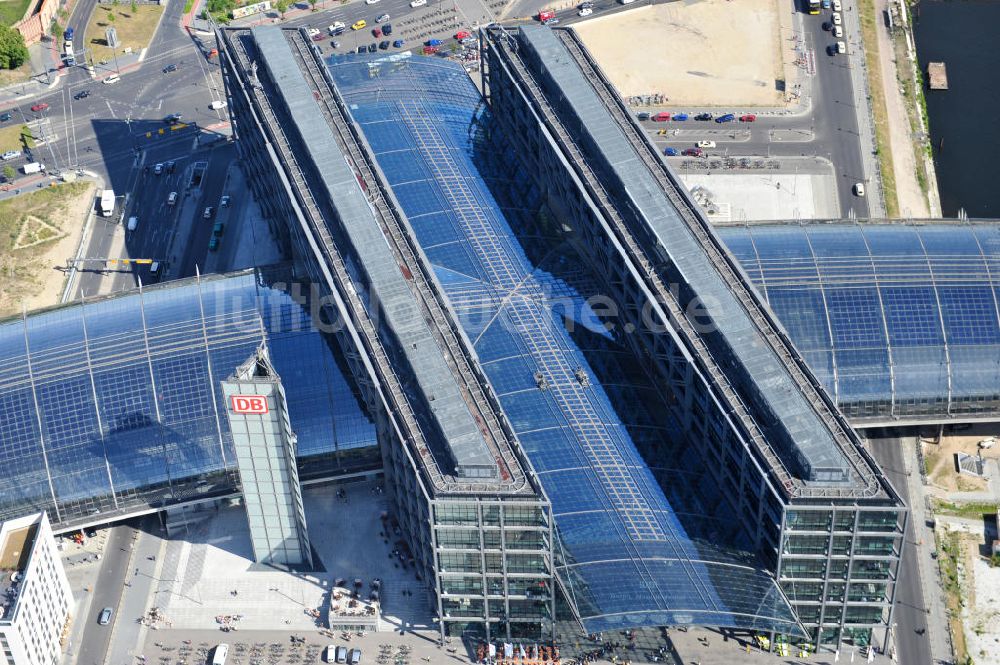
left=83, top=3, right=165, bottom=69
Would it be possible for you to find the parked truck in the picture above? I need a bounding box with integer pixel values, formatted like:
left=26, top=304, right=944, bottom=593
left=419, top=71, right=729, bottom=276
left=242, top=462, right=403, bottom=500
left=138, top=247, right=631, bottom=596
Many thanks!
left=99, top=189, right=115, bottom=217
left=22, top=162, right=45, bottom=174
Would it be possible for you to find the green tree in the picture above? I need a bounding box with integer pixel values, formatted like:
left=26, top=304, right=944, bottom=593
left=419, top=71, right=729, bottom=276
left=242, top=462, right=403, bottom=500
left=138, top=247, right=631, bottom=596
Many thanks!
left=274, top=0, right=289, bottom=18
left=131, top=0, right=138, bottom=13
left=308, top=0, right=317, bottom=10
left=106, top=10, right=115, bottom=23
left=0, top=26, right=29, bottom=70
left=51, top=20, right=64, bottom=41
left=2, top=165, right=15, bottom=182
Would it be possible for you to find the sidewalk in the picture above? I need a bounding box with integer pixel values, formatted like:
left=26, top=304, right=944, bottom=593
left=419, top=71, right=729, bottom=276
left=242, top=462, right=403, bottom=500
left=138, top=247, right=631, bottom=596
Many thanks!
left=903, top=437, right=953, bottom=665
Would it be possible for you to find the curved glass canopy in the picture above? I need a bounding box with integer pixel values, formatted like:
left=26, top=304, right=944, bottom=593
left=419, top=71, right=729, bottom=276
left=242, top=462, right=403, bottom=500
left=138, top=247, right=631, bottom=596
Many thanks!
left=719, top=222, right=1000, bottom=422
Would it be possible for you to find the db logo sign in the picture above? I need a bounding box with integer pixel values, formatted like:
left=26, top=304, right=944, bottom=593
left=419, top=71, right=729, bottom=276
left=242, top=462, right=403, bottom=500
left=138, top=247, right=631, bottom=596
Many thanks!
left=230, top=395, right=268, bottom=415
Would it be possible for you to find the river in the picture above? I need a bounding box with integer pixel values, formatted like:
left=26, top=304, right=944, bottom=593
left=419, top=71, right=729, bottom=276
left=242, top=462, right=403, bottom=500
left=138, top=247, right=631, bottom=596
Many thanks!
left=913, top=0, right=1000, bottom=218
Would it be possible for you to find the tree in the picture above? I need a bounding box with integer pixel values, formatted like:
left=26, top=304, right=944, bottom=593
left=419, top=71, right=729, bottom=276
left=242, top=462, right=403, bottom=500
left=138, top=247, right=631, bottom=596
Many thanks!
left=274, top=0, right=289, bottom=18
left=0, top=26, right=29, bottom=70
left=308, top=0, right=317, bottom=10
left=131, top=0, right=138, bottom=13
left=2, top=165, right=15, bottom=183
left=51, top=20, right=64, bottom=41
left=106, top=10, right=115, bottom=23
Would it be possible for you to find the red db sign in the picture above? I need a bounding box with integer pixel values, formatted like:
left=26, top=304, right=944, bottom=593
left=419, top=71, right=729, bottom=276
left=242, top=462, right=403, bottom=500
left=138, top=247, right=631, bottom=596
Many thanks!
left=230, top=395, right=268, bottom=415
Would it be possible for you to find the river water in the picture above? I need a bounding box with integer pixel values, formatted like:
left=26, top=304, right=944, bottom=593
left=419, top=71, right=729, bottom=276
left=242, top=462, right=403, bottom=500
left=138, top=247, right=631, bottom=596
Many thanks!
left=912, top=0, right=1000, bottom=218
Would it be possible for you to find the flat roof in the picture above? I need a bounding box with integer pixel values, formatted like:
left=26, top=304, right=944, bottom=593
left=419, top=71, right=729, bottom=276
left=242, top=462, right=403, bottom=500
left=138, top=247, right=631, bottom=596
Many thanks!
left=0, top=520, right=38, bottom=621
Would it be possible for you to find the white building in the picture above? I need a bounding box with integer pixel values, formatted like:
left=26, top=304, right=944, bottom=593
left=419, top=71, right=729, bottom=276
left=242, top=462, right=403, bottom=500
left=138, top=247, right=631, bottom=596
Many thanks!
left=0, top=512, right=72, bottom=665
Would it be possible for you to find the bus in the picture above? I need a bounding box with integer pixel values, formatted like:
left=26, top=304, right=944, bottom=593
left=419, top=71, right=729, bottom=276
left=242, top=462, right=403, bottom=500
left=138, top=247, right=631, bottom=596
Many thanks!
left=807, top=0, right=820, bottom=13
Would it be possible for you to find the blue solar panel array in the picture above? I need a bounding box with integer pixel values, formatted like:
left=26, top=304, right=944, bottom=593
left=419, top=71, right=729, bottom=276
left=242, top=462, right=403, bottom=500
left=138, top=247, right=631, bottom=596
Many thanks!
left=718, top=223, right=1000, bottom=421
left=0, top=268, right=376, bottom=527
left=328, top=55, right=802, bottom=635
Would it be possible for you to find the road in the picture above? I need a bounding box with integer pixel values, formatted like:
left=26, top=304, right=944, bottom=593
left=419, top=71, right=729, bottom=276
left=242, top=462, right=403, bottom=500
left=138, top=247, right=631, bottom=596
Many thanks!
left=869, top=435, right=932, bottom=665
left=74, top=523, right=137, bottom=665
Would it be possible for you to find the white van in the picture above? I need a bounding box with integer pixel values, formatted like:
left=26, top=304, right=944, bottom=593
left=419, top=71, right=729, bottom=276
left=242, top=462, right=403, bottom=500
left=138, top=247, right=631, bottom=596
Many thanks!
left=212, top=644, right=229, bottom=665
left=127, top=216, right=138, bottom=231
left=209, top=100, right=227, bottom=110
left=102, top=74, right=120, bottom=84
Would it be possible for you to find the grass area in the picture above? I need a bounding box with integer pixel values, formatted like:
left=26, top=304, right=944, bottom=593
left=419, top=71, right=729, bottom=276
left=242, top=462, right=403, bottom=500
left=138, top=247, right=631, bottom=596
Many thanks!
left=0, top=60, right=33, bottom=88
left=84, top=4, right=164, bottom=64
left=0, top=123, right=24, bottom=154
left=0, top=182, right=92, bottom=319
left=858, top=0, right=900, bottom=218
left=936, top=530, right=970, bottom=665
left=0, top=0, right=34, bottom=27
left=933, top=500, right=1000, bottom=520
left=893, top=31, right=935, bottom=206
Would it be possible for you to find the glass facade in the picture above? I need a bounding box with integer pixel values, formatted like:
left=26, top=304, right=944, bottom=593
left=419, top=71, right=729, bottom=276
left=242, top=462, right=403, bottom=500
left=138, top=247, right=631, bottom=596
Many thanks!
left=0, top=268, right=377, bottom=528
left=719, top=222, right=1000, bottom=421
left=328, top=55, right=802, bottom=637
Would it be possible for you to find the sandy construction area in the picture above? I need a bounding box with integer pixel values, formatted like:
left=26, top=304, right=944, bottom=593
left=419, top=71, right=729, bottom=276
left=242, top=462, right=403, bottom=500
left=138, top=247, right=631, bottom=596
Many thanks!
left=575, top=0, right=787, bottom=107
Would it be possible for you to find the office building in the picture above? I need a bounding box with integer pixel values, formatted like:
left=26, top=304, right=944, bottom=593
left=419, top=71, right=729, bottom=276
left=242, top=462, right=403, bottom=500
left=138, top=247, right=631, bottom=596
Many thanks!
left=0, top=512, right=72, bottom=665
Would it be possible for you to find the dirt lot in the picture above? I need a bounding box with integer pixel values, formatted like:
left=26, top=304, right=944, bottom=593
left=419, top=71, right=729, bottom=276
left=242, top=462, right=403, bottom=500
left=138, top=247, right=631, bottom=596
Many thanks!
left=0, top=182, right=96, bottom=318
left=923, top=425, right=1000, bottom=492
left=574, top=0, right=788, bottom=107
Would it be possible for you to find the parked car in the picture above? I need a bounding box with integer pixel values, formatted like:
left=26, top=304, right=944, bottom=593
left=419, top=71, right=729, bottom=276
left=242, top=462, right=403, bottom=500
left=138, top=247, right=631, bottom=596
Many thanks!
left=821, top=0, right=830, bottom=8
left=833, top=24, right=843, bottom=37
left=663, top=147, right=678, bottom=156
left=379, top=40, right=389, bottom=49
left=836, top=40, right=847, bottom=53
left=422, top=45, right=438, bottom=54
left=739, top=114, right=757, bottom=122
left=392, top=39, right=405, bottom=48
left=671, top=112, right=689, bottom=121
left=682, top=147, right=703, bottom=157
left=653, top=112, right=671, bottom=122
left=30, top=102, right=49, bottom=112
left=332, top=40, right=341, bottom=48
left=715, top=113, right=736, bottom=123
left=832, top=11, right=842, bottom=25
left=372, top=27, right=382, bottom=37
left=357, top=46, right=366, bottom=53
left=376, top=13, right=389, bottom=21
left=0, top=112, right=11, bottom=122
left=383, top=23, right=393, bottom=35
left=694, top=112, right=713, bottom=121
left=368, top=43, right=377, bottom=52
left=696, top=140, right=716, bottom=148
left=1, top=150, right=21, bottom=160
left=636, top=111, right=651, bottom=121
left=832, top=0, right=842, bottom=10
left=427, top=38, right=443, bottom=46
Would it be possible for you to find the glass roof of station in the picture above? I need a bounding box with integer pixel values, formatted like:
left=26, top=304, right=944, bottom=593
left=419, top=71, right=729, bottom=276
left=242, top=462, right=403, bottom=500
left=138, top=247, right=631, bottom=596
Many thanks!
left=719, top=222, right=1000, bottom=422
left=328, top=55, right=803, bottom=636
left=0, top=268, right=376, bottom=527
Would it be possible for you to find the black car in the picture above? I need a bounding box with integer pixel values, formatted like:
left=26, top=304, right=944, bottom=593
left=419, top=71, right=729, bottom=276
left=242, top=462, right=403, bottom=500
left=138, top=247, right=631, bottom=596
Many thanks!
left=694, top=112, right=713, bottom=121
left=163, top=63, right=177, bottom=73
left=379, top=40, right=389, bottom=50
left=74, top=90, right=90, bottom=100
left=0, top=112, right=10, bottom=122
left=368, top=43, right=377, bottom=53
left=357, top=45, right=366, bottom=53
left=383, top=23, right=392, bottom=35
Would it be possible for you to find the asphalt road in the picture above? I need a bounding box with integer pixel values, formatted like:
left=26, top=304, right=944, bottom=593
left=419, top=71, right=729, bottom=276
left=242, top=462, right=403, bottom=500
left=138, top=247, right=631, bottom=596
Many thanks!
left=74, top=523, right=137, bottom=665
left=869, top=435, right=932, bottom=665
